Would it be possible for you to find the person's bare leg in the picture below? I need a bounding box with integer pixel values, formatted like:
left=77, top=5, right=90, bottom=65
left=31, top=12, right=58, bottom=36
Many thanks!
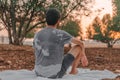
left=68, top=45, right=82, bottom=74
left=68, top=45, right=88, bottom=74
left=69, top=53, right=82, bottom=74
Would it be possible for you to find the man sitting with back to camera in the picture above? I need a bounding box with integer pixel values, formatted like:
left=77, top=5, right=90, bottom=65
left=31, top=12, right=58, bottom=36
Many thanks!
left=33, top=8, right=88, bottom=79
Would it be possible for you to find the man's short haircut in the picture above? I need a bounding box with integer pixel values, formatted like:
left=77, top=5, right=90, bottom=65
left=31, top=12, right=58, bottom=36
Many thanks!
left=46, top=8, right=60, bottom=25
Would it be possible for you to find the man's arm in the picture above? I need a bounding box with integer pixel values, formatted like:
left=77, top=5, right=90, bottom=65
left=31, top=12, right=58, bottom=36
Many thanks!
left=71, top=38, right=84, bottom=46
left=71, top=38, right=85, bottom=56
left=71, top=37, right=88, bottom=67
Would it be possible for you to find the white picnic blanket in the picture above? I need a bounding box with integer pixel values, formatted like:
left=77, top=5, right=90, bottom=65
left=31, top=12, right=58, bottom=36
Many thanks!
left=0, top=68, right=119, bottom=80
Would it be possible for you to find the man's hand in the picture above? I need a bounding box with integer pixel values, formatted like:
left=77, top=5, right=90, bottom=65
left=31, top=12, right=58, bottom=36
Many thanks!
left=81, top=55, right=88, bottom=67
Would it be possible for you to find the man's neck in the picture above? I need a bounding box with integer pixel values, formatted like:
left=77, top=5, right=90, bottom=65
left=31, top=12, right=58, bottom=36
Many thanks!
left=47, top=25, right=56, bottom=29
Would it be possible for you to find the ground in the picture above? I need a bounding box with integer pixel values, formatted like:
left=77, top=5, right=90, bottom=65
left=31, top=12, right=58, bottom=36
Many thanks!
left=0, top=44, right=120, bottom=80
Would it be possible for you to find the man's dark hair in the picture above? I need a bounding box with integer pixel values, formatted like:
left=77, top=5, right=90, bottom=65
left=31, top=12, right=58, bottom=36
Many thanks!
left=46, top=8, right=60, bottom=25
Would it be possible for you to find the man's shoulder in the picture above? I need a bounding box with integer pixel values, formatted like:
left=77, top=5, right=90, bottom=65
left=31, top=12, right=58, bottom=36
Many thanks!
left=54, top=29, right=66, bottom=33
left=34, top=28, right=44, bottom=38
left=36, top=28, right=46, bottom=34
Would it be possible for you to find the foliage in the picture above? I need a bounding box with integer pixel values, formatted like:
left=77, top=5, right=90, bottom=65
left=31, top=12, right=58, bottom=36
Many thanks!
left=25, top=31, right=34, bottom=38
left=111, top=0, right=120, bottom=32
left=112, top=0, right=120, bottom=16
left=86, top=24, right=95, bottom=39
left=87, top=14, right=120, bottom=48
left=62, top=20, right=81, bottom=37
left=0, top=0, right=94, bottom=45
left=87, top=0, right=120, bottom=48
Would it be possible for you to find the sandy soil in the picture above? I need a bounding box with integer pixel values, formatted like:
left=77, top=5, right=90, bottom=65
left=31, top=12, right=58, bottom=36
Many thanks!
left=0, top=44, right=120, bottom=80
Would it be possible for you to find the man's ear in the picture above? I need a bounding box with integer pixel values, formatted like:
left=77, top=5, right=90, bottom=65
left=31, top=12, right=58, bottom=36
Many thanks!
left=57, top=19, right=60, bottom=24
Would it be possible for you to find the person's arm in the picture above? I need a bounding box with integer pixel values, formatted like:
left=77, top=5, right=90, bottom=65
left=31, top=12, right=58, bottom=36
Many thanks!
left=71, top=37, right=88, bottom=67
left=71, top=38, right=84, bottom=46
left=71, top=37, right=85, bottom=56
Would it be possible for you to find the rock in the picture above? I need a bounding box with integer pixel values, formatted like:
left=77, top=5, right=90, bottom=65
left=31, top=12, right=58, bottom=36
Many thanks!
left=115, top=70, right=120, bottom=73
left=6, top=60, right=12, bottom=65
left=0, top=66, right=6, bottom=68
left=0, top=57, right=4, bottom=63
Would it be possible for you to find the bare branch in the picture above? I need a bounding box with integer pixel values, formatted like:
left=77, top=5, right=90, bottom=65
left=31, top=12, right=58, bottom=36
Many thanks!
left=26, top=20, right=46, bottom=33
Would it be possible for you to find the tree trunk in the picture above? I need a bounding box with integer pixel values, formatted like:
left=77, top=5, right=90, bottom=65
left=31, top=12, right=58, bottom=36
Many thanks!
left=107, top=42, right=113, bottom=48
left=12, top=35, right=25, bottom=45
left=13, top=38, right=23, bottom=45
left=8, top=36, right=13, bottom=44
left=7, top=28, right=13, bottom=44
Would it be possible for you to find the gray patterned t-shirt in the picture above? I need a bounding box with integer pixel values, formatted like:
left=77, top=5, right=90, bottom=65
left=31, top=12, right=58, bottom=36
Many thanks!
left=33, top=27, right=73, bottom=77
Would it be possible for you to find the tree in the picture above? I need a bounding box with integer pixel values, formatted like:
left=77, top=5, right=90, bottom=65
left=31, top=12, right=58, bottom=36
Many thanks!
left=93, top=14, right=113, bottom=48
left=111, top=0, right=120, bottom=32
left=62, top=20, right=81, bottom=37
left=0, top=23, right=3, bottom=31
left=86, top=24, right=95, bottom=39
left=62, top=19, right=82, bottom=48
left=0, top=0, right=94, bottom=45
left=87, top=14, right=120, bottom=48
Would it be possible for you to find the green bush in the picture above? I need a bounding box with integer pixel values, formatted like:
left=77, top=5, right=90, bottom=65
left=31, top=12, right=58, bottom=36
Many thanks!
left=62, top=20, right=80, bottom=37
left=25, top=32, right=34, bottom=38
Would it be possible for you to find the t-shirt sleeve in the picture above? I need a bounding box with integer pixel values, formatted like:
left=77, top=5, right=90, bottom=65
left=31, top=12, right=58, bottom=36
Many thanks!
left=61, top=30, right=73, bottom=44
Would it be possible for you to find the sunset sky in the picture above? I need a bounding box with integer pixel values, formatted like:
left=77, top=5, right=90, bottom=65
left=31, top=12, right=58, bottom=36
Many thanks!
left=81, top=0, right=113, bottom=37
left=82, top=0, right=112, bottom=26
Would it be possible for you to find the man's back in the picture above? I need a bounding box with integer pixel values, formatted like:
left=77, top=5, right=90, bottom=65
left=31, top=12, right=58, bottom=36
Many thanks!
left=33, top=27, right=72, bottom=77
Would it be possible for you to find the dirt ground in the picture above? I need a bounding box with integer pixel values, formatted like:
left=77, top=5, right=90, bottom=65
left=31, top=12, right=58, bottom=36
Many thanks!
left=0, top=44, right=120, bottom=80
